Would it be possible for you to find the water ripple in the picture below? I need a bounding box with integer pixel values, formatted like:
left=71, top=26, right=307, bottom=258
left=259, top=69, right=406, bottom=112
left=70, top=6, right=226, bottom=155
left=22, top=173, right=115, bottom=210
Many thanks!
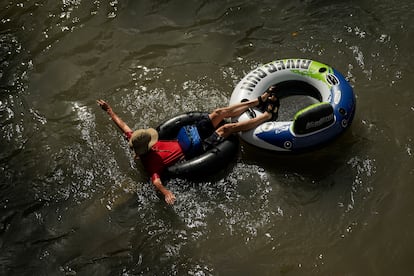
left=1, top=0, right=413, bottom=275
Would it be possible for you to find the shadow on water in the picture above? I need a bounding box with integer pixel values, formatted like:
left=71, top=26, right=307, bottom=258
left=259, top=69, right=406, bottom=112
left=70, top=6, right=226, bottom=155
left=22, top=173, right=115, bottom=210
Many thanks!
left=238, top=125, right=369, bottom=207
left=243, top=130, right=359, bottom=176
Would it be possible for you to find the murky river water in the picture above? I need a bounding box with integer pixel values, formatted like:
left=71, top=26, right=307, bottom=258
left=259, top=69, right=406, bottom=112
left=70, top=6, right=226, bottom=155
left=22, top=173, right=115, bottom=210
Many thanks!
left=1, top=0, right=413, bottom=275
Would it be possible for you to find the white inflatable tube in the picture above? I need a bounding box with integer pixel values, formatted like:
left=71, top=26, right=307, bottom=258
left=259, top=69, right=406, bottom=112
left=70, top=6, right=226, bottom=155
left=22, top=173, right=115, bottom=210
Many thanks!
left=229, top=58, right=356, bottom=152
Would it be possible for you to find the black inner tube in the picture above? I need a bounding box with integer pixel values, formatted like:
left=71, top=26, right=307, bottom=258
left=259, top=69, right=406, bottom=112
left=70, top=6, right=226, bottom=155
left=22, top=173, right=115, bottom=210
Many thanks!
left=156, top=112, right=239, bottom=177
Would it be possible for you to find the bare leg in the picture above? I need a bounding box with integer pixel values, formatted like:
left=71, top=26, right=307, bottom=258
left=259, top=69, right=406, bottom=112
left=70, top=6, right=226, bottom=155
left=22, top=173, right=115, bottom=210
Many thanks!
left=214, top=95, right=279, bottom=139
left=202, top=93, right=278, bottom=150
left=215, top=112, right=272, bottom=139
left=209, top=92, right=270, bottom=128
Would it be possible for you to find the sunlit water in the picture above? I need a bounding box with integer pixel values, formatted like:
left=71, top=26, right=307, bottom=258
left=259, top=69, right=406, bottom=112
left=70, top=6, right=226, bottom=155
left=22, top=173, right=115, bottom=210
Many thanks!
left=1, top=1, right=413, bottom=275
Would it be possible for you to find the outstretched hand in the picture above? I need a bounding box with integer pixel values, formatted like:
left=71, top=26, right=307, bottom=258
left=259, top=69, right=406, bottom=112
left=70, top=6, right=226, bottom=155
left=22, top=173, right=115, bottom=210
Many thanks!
left=164, top=190, right=176, bottom=205
left=96, top=99, right=112, bottom=113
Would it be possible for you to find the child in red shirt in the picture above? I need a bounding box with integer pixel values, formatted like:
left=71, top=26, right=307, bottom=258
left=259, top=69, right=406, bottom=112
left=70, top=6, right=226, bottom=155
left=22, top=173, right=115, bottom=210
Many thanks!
left=97, top=90, right=278, bottom=205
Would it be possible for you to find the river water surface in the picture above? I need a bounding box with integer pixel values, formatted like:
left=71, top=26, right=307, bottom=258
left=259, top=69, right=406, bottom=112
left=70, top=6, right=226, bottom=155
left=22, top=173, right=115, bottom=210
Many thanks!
left=1, top=1, right=413, bottom=275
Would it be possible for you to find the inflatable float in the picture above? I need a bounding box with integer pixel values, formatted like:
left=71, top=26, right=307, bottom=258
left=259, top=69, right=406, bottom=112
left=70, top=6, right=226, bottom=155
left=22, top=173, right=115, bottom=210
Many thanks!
left=156, top=112, right=239, bottom=176
left=229, top=58, right=356, bottom=152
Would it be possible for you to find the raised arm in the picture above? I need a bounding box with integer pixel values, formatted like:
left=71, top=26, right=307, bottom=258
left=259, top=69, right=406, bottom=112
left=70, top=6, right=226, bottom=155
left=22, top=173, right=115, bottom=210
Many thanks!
left=97, top=99, right=132, bottom=136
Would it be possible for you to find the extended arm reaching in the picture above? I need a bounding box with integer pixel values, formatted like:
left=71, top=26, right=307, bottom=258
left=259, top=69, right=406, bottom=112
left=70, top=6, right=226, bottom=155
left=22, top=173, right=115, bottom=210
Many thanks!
left=152, top=177, right=176, bottom=205
left=97, top=99, right=132, bottom=136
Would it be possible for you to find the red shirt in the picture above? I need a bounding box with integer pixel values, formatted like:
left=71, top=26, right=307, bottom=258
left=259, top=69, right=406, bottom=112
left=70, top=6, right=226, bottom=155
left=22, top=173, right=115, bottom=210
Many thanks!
left=140, top=140, right=184, bottom=182
left=125, top=131, right=184, bottom=181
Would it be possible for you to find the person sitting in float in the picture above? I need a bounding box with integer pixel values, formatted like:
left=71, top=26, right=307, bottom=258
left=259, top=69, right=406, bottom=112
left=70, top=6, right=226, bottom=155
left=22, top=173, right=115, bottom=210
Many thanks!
left=97, top=88, right=279, bottom=205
